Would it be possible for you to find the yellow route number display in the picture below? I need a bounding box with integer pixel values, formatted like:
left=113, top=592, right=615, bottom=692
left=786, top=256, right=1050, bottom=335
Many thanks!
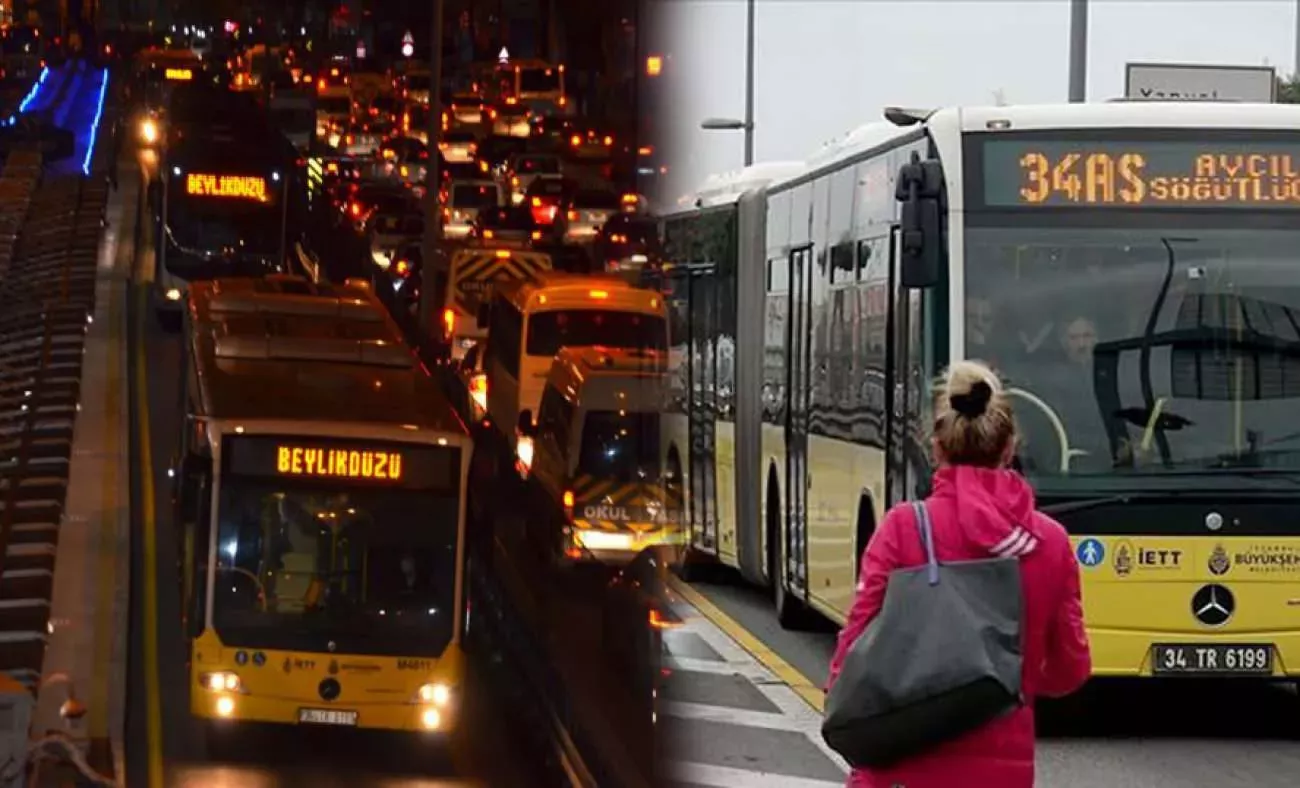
left=184, top=173, right=270, bottom=202
left=979, top=138, right=1300, bottom=209
left=165, top=67, right=193, bottom=81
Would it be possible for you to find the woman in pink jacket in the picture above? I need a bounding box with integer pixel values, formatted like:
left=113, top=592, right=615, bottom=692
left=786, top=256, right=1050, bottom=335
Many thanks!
left=826, top=360, right=1092, bottom=788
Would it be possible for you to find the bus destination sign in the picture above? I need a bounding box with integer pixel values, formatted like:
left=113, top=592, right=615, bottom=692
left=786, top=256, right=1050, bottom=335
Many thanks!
left=224, top=436, right=457, bottom=489
left=185, top=173, right=269, bottom=202
left=277, top=445, right=402, bottom=481
left=981, top=139, right=1300, bottom=209
left=165, top=67, right=193, bottom=81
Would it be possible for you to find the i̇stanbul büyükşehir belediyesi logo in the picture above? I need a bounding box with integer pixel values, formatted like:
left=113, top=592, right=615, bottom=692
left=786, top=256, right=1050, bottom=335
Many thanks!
left=1209, top=544, right=1230, bottom=576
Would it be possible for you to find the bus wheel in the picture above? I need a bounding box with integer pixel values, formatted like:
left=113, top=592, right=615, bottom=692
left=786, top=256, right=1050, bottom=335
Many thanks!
left=767, top=467, right=808, bottom=630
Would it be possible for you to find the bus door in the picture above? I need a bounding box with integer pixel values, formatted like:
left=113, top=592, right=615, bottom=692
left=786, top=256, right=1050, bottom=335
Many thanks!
left=784, top=245, right=813, bottom=597
left=687, top=266, right=718, bottom=552
left=885, top=226, right=932, bottom=505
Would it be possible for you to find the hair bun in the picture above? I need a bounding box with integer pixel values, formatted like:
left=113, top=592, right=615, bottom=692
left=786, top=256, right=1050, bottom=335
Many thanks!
left=950, top=380, right=993, bottom=418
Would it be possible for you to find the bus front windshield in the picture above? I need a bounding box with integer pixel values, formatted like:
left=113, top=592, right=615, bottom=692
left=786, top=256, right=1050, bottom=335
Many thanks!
left=166, top=188, right=282, bottom=277
left=212, top=479, right=459, bottom=656
left=525, top=309, right=667, bottom=357
left=578, top=410, right=662, bottom=483
left=965, top=223, right=1300, bottom=489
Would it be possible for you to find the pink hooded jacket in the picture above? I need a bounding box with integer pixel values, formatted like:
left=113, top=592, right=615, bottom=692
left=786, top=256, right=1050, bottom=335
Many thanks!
left=826, top=465, right=1091, bottom=788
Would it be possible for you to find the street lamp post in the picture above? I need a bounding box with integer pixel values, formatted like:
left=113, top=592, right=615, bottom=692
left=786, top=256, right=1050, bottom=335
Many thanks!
left=1067, top=0, right=1088, bottom=103
left=419, top=0, right=446, bottom=345
left=699, top=0, right=755, bottom=166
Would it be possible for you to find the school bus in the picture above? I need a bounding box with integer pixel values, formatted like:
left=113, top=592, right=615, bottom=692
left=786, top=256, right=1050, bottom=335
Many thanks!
left=663, top=100, right=1300, bottom=683
left=174, top=275, right=472, bottom=739
left=522, top=346, right=683, bottom=566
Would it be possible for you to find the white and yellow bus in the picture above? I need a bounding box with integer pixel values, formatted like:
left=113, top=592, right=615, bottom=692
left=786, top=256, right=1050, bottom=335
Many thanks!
left=174, top=275, right=472, bottom=741
left=481, top=272, right=668, bottom=463
left=662, top=100, right=1300, bottom=680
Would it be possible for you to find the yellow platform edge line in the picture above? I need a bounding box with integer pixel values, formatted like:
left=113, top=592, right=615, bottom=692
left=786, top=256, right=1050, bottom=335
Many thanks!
left=132, top=201, right=165, bottom=788
left=668, top=577, right=825, bottom=713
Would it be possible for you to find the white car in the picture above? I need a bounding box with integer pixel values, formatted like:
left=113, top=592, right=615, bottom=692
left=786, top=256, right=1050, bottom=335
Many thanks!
left=491, top=104, right=531, bottom=138
left=369, top=212, right=425, bottom=270
left=445, top=180, right=503, bottom=240
left=439, top=131, right=479, bottom=164
left=506, top=153, right=563, bottom=205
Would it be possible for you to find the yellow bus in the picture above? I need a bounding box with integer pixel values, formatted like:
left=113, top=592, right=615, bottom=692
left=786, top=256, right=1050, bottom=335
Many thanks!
left=663, top=101, right=1300, bottom=681
left=174, top=275, right=473, bottom=740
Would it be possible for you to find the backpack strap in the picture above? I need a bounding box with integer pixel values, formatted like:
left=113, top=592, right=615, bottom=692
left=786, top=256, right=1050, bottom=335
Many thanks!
left=911, top=501, right=940, bottom=587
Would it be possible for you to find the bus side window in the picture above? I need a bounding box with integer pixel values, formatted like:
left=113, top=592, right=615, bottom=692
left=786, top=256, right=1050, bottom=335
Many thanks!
left=178, top=453, right=213, bottom=639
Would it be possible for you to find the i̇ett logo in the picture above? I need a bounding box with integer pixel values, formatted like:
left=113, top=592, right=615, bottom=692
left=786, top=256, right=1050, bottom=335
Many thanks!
left=1192, top=584, right=1235, bottom=627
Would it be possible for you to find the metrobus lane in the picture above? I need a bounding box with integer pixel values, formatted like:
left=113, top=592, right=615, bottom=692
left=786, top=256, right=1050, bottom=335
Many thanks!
left=679, top=571, right=1300, bottom=788
left=121, top=151, right=537, bottom=787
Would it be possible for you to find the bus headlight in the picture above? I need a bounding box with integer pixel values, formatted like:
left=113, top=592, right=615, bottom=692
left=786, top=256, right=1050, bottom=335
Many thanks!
left=417, top=682, right=451, bottom=706
left=140, top=118, right=158, bottom=144
left=420, top=708, right=442, bottom=730
left=200, top=671, right=241, bottom=692
left=165, top=288, right=182, bottom=301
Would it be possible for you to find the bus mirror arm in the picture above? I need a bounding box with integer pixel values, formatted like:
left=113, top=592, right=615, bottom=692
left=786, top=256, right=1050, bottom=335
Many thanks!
left=895, top=152, right=944, bottom=290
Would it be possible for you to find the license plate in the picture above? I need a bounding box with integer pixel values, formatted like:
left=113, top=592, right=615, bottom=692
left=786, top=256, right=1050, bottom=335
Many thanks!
left=1151, top=644, right=1274, bottom=676
left=298, top=708, right=359, bottom=726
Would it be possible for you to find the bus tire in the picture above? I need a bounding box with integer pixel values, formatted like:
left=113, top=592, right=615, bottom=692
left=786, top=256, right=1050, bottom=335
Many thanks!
left=767, top=465, right=808, bottom=630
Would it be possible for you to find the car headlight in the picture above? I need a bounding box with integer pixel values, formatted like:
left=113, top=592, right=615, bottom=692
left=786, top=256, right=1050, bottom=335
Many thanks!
left=140, top=118, right=158, bottom=144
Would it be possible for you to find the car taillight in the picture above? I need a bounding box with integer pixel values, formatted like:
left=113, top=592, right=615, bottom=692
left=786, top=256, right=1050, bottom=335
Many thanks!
left=395, top=259, right=411, bottom=277
left=483, top=230, right=495, bottom=240
left=562, top=490, right=574, bottom=510
left=346, top=134, right=354, bottom=145
left=532, top=204, right=557, bottom=225
left=570, top=134, right=580, bottom=146
left=350, top=203, right=361, bottom=217
left=567, top=210, right=578, bottom=221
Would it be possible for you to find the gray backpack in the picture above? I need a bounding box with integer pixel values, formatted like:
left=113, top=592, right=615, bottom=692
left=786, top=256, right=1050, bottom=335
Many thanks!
left=821, top=501, right=1024, bottom=769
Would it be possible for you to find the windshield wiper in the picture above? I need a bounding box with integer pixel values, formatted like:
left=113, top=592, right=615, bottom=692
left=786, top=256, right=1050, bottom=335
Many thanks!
left=1040, top=495, right=1141, bottom=515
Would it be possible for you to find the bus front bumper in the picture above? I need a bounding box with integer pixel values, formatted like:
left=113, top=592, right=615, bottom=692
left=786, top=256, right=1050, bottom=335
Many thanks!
left=191, top=686, right=460, bottom=733
left=564, top=523, right=685, bottom=566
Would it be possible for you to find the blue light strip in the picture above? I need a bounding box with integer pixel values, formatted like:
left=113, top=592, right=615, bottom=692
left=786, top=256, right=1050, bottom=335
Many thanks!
left=18, top=67, right=49, bottom=114
left=82, top=69, right=109, bottom=177
left=6, top=66, right=50, bottom=125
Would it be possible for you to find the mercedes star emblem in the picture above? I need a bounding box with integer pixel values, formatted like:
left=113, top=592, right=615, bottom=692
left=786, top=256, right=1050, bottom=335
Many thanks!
left=1192, top=584, right=1234, bottom=627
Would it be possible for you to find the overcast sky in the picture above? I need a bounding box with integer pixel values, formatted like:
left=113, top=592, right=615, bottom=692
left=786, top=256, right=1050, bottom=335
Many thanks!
left=659, top=0, right=1299, bottom=200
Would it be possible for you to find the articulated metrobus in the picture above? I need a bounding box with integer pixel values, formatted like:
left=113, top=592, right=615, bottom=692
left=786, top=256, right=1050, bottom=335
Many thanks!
left=174, top=275, right=471, bottom=738
left=152, top=88, right=301, bottom=327
left=661, top=100, right=1300, bottom=679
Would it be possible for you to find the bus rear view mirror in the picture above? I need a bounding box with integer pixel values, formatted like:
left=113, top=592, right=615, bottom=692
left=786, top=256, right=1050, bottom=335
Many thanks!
left=895, top=153, right=944, bottom=290
left=476, top=304, right=490, bottom=329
